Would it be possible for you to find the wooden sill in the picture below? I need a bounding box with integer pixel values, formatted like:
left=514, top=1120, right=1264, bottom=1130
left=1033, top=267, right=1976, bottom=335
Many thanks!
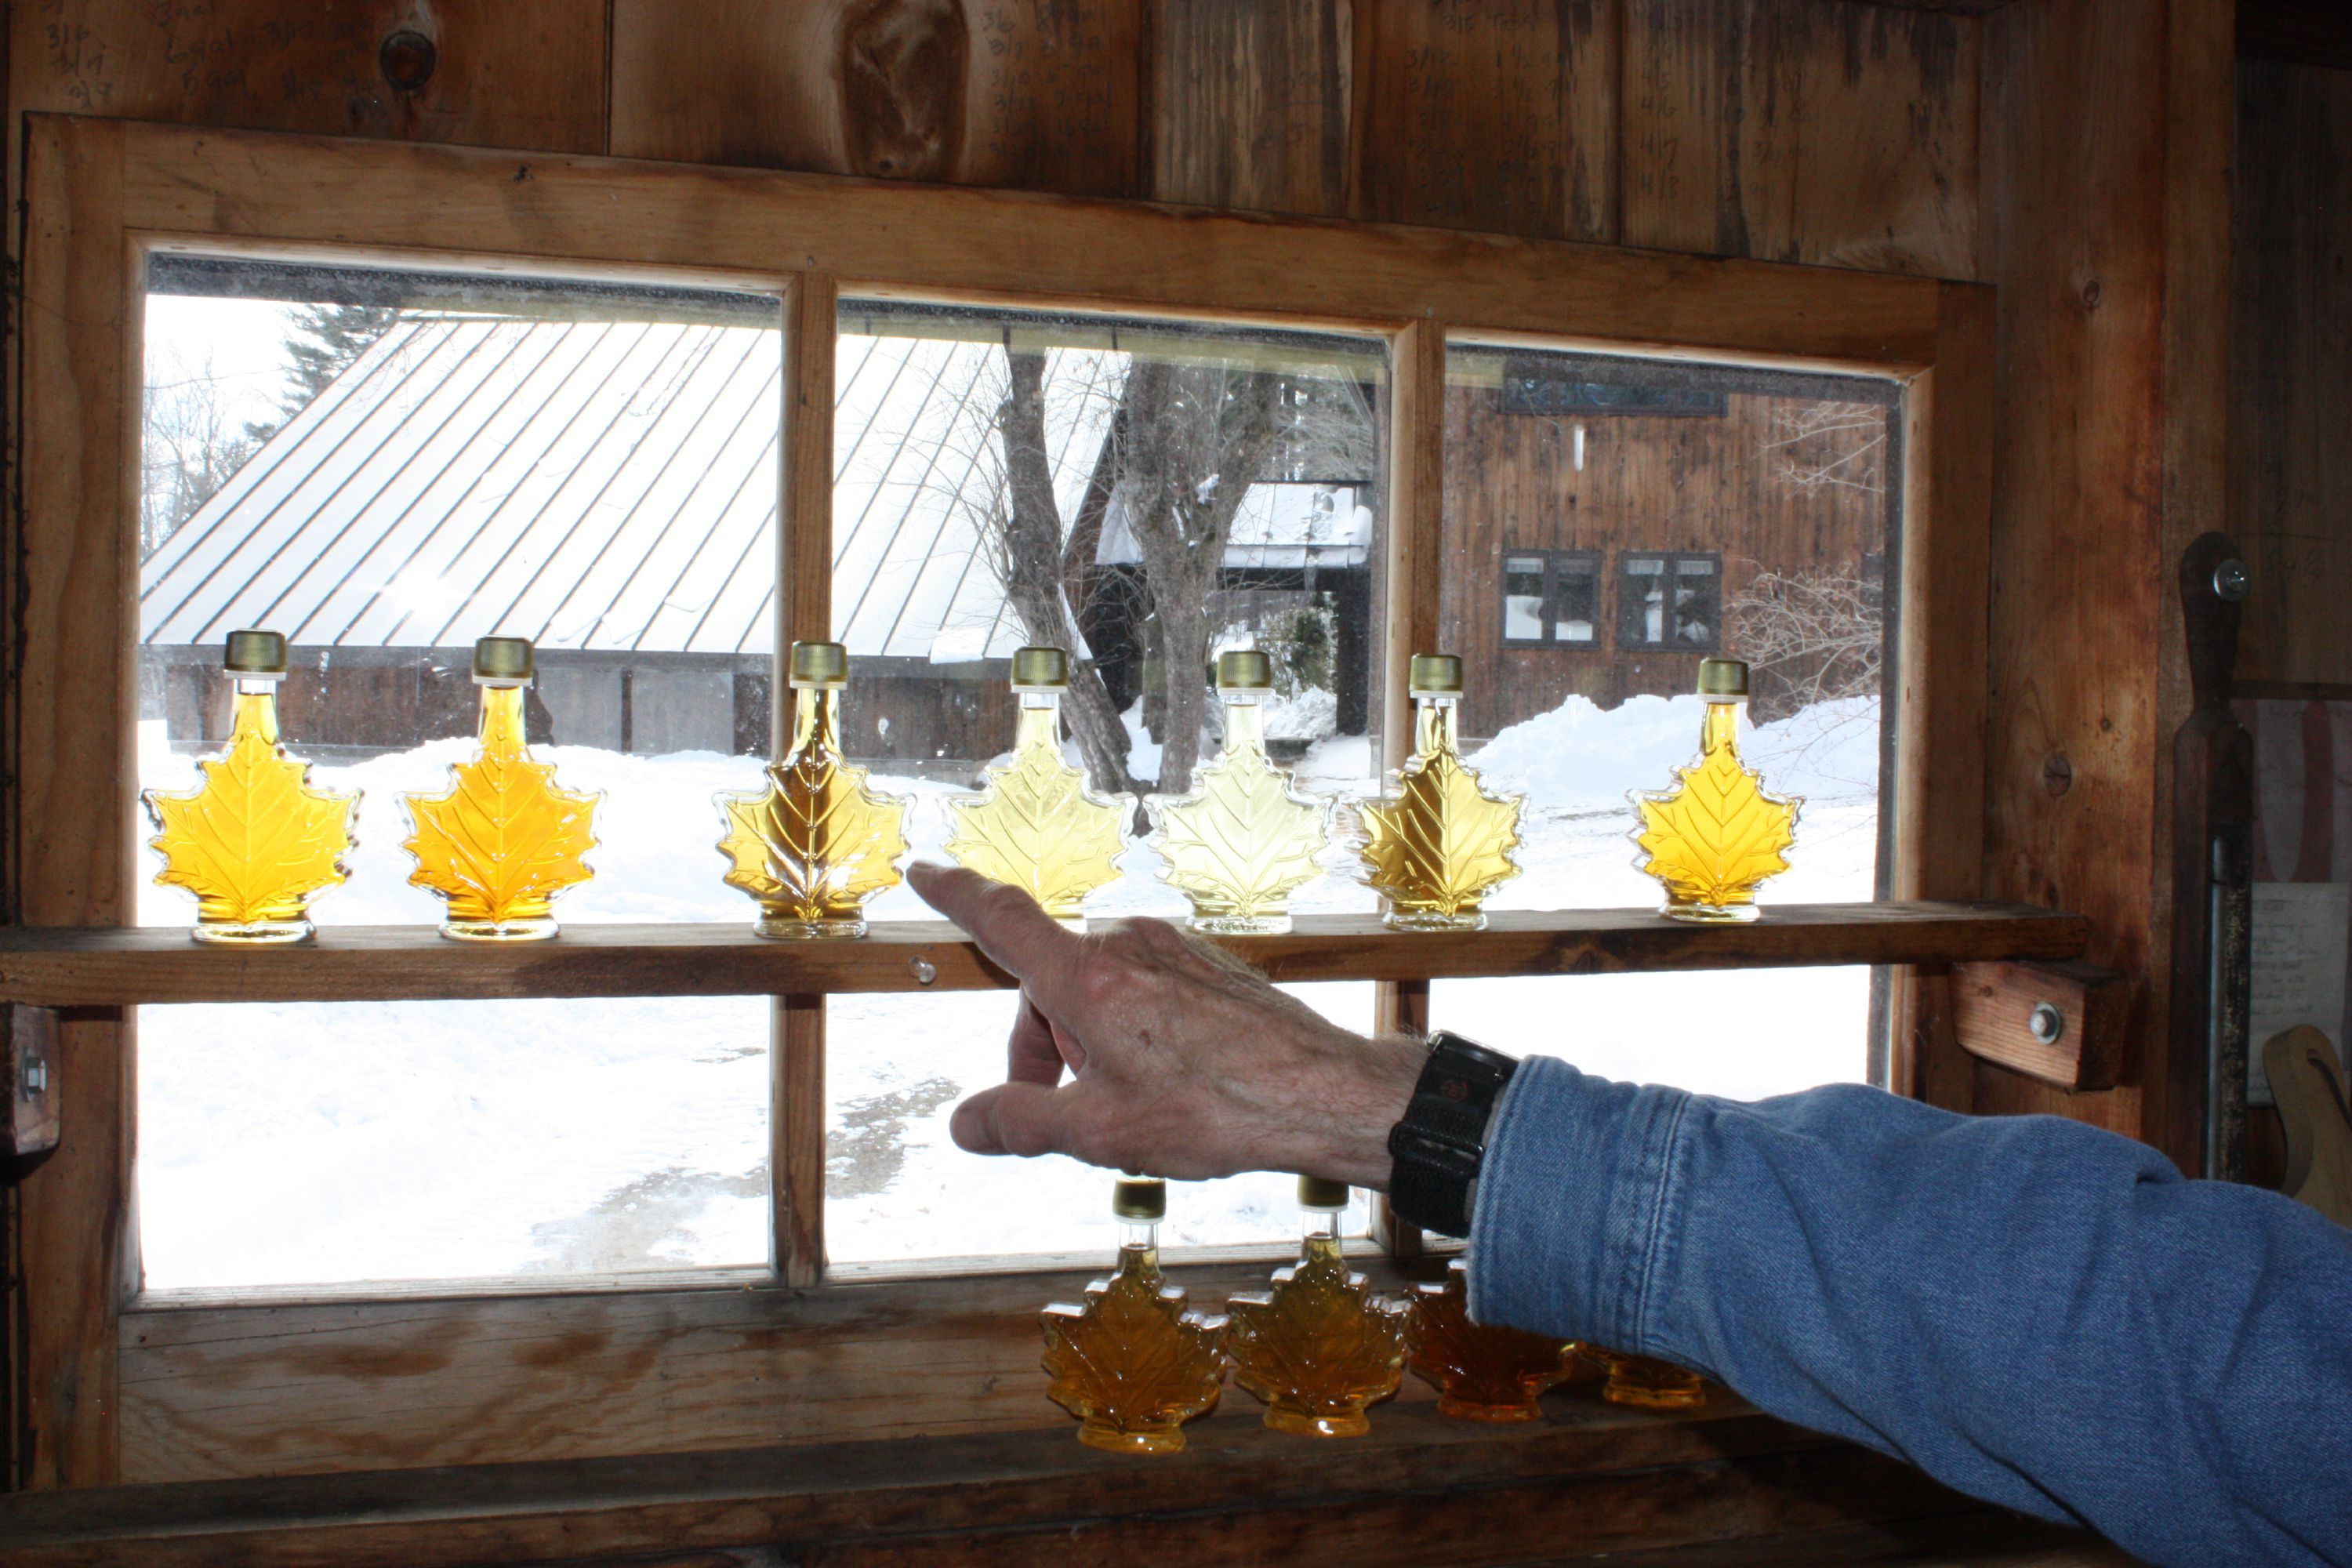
left=0, top=1396, right=2122, bottom=1568
left=0, top=901, right=2086, bottom=1005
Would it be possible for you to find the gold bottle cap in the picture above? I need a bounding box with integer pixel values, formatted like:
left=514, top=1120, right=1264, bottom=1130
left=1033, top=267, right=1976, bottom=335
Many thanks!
left=1217, top=649, right=1273, bottom=691
left=1111, top=1176, right=1167, bottom=1221
left=789, top=640, right=849, bottom=689
left=473, top=636, right=536, bottom=682
left=1011, top=645, right=1069, bottom=689
left=1298, top=1175, right=1351, bottom=1211
left=223, top=629, right=288, bottom=675
left=1408, top=652, right=1463, bottom=695
left=1696, top=657, right=1749, bottom=699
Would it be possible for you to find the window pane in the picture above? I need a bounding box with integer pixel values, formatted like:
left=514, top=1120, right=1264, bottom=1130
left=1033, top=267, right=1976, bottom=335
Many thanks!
left=1503, top=554, right=1547, bottom=641
left=1442, top=343, right=1897, bottom=1099
left=828, top=299, right=1388, bottom=1263
left=134, top=256, right=780, bottom=1288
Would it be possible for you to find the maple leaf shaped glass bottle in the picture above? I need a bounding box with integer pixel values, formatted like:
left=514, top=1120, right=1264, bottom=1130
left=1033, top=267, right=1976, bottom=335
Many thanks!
left=143, top=630, right=361, bottom=945
left=1406, top=1259, right=1586, bottom=1423
left=1223, top=1177, right=1408, bottom=1437
left=402, top=637, right=600, bottom=942
left=1359, top=653, right=1524, bottom=931
left=1040, top=1177, right=1228, bottom=1454
left=1630, top=658, right=1801, bottom=923
left=715, top=641, right=911, bottom=939
left=945, top=646, right=1132, bottom=931
left=1146, top=649, right=1329, bottom=935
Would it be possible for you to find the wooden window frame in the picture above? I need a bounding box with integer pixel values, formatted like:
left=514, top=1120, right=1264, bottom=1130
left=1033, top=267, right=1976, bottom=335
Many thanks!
left=5, top=114, right=1994, bottom=1489
left=1500, top=549, right=1604, bottom=650
left=1615, top=550, right=1726, bottom=653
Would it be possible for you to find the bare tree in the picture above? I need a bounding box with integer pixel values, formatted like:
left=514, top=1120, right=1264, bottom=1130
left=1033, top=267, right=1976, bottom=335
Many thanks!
left=1725, top=564, right=1882, bottom=722
left=1758, top=401, right=1888, bottom=497
left=141, top=350, right=263, bottom=557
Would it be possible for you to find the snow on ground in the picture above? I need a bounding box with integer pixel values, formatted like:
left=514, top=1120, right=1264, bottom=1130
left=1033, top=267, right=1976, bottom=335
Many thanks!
left=134, top=692, right=1879, bottom=1289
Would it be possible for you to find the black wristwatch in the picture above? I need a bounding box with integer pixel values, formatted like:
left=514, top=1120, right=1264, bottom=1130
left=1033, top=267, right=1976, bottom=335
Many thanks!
left=1385, top=1030, right=1519, bottom=1238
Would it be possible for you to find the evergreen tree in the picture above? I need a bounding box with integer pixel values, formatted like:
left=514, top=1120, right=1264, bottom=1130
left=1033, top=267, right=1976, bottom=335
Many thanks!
left=249, top=302, right=398, bottom=441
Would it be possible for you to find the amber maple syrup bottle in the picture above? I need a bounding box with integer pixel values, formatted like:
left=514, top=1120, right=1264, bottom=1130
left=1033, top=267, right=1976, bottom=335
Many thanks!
left=1406, top=1258, right=1584, bottom=1422
left=715, top=641, right=911, bottom=938
left=1223, top=1177, right=1408, bottom=1437
left=403, top=637, right=599, bottom=942
left=142, top=630, right=358, bottom=945
left=1630, top=657, right=1800, bottom=923
left=945, top=646, right=1132, bottom=930
left=1358, top=653, right=1523, bottom=931
left=1588, top=1347, right=1708, bottom=1409
left=1040, top=1177, right=1227, bottom=1454
left=1147, top=648, right=1329, bottom=934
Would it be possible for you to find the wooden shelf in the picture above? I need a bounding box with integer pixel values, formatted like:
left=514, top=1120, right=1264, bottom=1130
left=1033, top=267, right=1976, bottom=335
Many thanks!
left=0, top=902, right=2086, bottom=1006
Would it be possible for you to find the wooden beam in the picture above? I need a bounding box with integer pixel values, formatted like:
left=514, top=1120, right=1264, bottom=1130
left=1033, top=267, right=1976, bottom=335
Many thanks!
left=1951, top=960, right=2129, bottom=1091
left=0, top=904, right=2089, bottom=1007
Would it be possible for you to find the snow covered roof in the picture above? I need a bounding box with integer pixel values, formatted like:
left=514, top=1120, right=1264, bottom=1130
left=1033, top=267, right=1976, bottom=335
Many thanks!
left=140, top=314, right=1372, bottom=663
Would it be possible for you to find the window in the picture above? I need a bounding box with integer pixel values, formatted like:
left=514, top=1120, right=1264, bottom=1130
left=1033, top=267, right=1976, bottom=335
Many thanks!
left=1617, top=551, right=1722, bottom=651
left=1501, top=550, right=1601, bottom=647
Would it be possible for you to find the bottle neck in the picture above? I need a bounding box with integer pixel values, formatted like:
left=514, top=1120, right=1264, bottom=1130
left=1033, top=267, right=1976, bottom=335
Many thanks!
left=1117, top=1219, right=1162, bottom=1279
left=229, top=678, right=280, bottom=746
left=1015, top=690, right=1064, bottom=754
left=1300, top=1207, right=1342, bottom=1261
left=1413, top=694, right=1459, bottom=756
left=1221, top=691, right=1267, bottom=753
left=1701, top=697, right=1742, bottom=756
left=790, top=684, right=843, bottom=757
left=477, top=681, right=530, bottom=755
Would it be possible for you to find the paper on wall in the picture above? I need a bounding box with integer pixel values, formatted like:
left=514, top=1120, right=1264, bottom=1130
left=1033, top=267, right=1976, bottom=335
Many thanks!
left=2249, top=881, right=2351, bottom=1106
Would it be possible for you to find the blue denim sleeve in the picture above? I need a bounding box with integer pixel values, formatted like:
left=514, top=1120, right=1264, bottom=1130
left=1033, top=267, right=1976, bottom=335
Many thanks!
left=1463, top=1056, right=2352, bottom=1567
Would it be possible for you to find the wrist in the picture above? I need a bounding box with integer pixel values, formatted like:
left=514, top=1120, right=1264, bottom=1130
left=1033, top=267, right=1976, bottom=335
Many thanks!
left=1300, top=1027, right=1425, bottom=1190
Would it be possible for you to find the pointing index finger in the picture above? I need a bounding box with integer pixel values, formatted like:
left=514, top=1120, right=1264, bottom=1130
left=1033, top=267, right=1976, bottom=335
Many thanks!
left=906, top=862, right=1083, bottom=1010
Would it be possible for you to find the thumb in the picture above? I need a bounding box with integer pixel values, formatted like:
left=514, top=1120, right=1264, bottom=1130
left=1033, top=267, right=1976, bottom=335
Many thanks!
left=950, top=1080, right=1077, bottom=1159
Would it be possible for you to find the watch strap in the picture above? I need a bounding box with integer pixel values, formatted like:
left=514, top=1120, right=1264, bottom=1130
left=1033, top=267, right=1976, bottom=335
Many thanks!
left=1385, top=1030, right=1518, bottom=1238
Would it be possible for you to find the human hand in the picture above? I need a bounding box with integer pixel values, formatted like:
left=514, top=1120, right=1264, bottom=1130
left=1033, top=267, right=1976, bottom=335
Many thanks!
left=906, top=862, right=1423, bottom=1186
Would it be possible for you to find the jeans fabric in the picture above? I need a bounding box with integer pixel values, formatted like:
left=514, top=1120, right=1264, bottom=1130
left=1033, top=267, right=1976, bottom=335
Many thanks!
left=1465, top=1056, right=2352, bottom=1567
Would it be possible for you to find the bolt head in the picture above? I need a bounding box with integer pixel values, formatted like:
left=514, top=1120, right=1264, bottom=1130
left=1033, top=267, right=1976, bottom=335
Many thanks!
left=2212, top=559, right=2250, bottom=603
left=2027, top=1003, right=2065, bottom=1045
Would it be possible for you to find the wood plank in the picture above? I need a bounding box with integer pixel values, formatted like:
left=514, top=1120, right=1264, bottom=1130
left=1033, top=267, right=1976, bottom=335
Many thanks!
left=19, top=1388, right=2031, bottom=1562
left=1950, top=960, right=2126, bottom=1091
left=101, top=118, right=1948, bottom=371
left=8, top=1, right=606, bottom=154
left=773, top=996, right=826, bottom=1287
left=12, top=111, right=135, bottom=1492
left=2238, top=0, right=2352, bottom=71
left=1348, top=1, right=1620, bottom=244
left=609, top=0, right=1142, bottom=198
left=1621, top=1, right=1980, bottom=281
left=0, top=903, right=2089, bottom=1007
left=1146, top=0, right=1355, bottom=216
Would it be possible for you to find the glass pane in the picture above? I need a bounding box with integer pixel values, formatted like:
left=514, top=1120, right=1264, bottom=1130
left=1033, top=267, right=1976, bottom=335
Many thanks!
left=1503, top=554, right=1547, bottom=641
left=134, top=256, right=781, bottom=1288
left=828, top=299, right=1389, bottom=1263
left=1442, top=343, right=1897, bottom=1098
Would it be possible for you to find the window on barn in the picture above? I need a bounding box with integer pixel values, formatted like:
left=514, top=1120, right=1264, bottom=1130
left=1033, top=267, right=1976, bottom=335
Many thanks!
left=1617, top=552, right=1723, bottom=652
left=1439, top=341, right=1900, bottom=1102
left=133, top=255, right=784, bottom=1289
left=824, top=299, right=1389, bottom=1266
left=1501, top=550, right=1602, bottom=647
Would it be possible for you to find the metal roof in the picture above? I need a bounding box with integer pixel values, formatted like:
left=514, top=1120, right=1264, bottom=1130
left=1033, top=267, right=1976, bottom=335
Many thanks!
left=140, top=314, right=1369, bottom=662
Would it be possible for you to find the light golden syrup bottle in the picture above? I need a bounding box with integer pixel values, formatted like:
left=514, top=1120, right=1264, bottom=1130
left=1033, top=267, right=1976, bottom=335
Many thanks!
left=1359, top=653, right=1524, bottom=931
left=402, top=637, right=600, bottom=942
left=1146, top=649, right=1328, bottom=935
left=1405, top=1258, right=1585, bottom=1423
left=715, top=641, right=911, bottom=939
left=1222, top=1177, right=1408, bottom=1437
left=143, top=630, right=360, bottom=945
left=945, top=645, right=1132, bottom=931
left=1630, top=657, right=1801, bottom=923
left=1040, top=1177, right=1228, bottom=1455
left=1587, top=1347, right=1708, bottom=1410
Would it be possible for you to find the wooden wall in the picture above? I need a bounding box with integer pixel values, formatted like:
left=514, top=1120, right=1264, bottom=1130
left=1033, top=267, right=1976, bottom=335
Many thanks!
left=2232, top=56, right=2352, bottom=690
left=1441, top=388, right=1888, bottom=732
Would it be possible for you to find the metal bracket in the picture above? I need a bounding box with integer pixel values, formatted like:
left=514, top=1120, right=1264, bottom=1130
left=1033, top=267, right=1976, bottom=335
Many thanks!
left=2, top=1004, right=60, bottom=1159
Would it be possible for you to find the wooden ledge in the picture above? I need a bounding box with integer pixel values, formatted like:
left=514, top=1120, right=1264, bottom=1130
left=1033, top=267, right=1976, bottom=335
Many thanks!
left=0, top=1397, right=2116, bottom=1568
left=0, top=902, right=2088, bottom=1006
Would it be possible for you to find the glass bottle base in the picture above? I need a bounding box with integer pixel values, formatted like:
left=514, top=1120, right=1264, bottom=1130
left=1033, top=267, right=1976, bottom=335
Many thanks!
left=1600, top=1361, right=1706, bottom=1409
left=1263, top=1406, right=1371, bottom=1438
left=753, top=915, right=868, bottom=941
left=1076, top=1421, right=1186, bottom=1455
left=1434, top=1393, right=1544, bottom=1424
left=1187, top=911, right=1292, bottom=935
left=1382, top=909, right=1486, bottom=933
left=1661, top=900, right=1759, bottom=924
left=190, top=918, right=313, bottom=946
left=440, top=916, right=561, bottom=942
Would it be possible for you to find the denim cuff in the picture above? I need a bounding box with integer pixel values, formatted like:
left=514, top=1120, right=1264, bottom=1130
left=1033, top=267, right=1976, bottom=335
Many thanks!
left=1464, top=1055, right=1692, bottom=1352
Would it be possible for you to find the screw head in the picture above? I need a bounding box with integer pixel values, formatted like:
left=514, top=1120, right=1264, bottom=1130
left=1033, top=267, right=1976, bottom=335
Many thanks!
left=2027, top=1003, right=2065, bottom=1045
left=2212, top=558, right=2250, bottom=603
left=909, top=955, right=938, bottom=986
